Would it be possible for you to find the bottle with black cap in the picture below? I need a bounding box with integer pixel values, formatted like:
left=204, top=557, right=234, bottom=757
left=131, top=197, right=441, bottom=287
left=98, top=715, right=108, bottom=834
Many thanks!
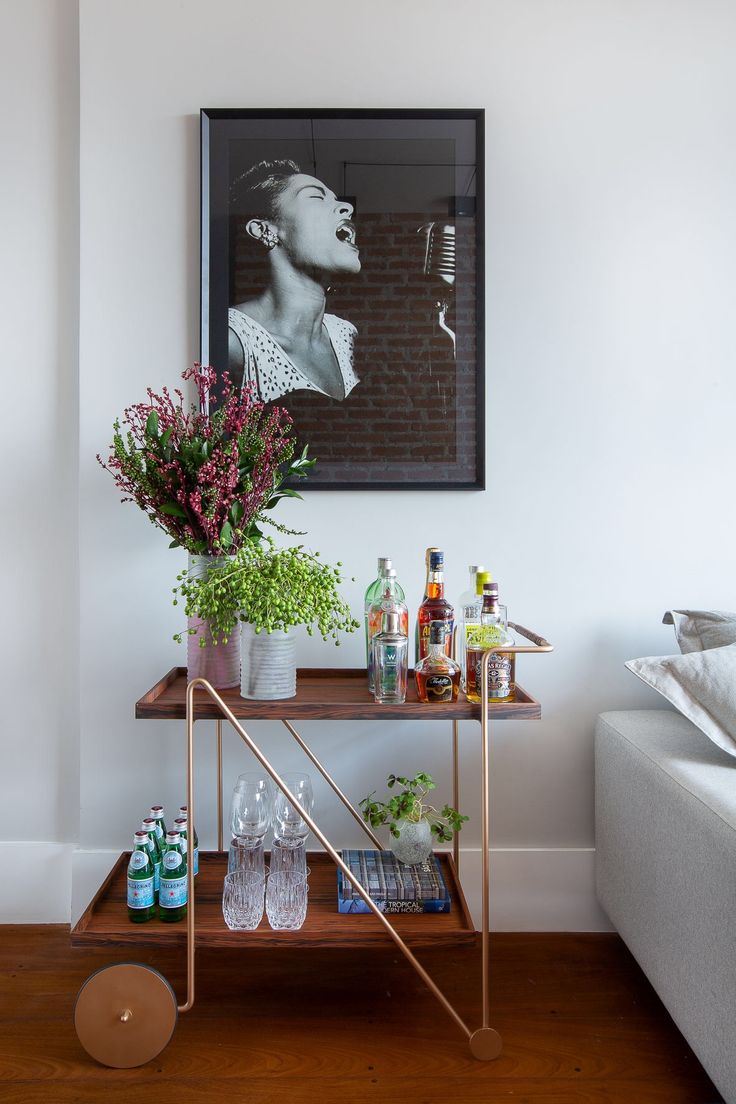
left=372, top=609, right=409, bottom=704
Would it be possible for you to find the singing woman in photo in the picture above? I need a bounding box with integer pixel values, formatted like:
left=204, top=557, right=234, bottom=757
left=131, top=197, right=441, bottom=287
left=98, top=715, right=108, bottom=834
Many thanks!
left=228, top=159, right=361, bottom=402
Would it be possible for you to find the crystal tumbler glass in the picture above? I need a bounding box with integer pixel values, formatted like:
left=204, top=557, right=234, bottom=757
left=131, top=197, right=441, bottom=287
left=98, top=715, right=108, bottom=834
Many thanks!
left=265, top=870, right=308, bottom=931
left=270, top=837, right=309, bottom=879
left=222, top=871, right=265, bottom=931
left=228, top=836, right=266, bottom=878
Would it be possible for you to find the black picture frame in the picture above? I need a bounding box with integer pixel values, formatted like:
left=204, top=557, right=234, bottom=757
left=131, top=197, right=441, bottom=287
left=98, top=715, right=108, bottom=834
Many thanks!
left=201, top=109, right=485, bottom=490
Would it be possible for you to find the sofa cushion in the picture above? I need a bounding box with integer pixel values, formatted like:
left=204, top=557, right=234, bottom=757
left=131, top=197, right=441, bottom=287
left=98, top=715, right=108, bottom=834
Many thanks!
left=662, top=608, right=736, bottom=653
left=626, top=643, right=736, bottom=760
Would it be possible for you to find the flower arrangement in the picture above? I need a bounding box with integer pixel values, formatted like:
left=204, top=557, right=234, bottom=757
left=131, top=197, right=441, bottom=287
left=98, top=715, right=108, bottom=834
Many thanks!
left=172, top=537, right=360, bottom=646
left=97, top=364, right=313, bottom=555
left=360, top=772, right=468, bottom=843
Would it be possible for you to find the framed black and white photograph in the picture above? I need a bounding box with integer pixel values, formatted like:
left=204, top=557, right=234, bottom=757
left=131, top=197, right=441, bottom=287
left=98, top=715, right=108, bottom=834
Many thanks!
left=201, top=109, right=484, bottom=490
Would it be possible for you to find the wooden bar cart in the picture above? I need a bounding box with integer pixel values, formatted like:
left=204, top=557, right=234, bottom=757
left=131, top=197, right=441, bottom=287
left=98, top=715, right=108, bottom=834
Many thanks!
left=72, top=625, right=552, bottom=1068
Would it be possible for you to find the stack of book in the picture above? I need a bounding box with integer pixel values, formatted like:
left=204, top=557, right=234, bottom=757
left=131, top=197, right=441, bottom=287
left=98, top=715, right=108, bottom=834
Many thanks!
left=337, top=849, right=451, bottom=914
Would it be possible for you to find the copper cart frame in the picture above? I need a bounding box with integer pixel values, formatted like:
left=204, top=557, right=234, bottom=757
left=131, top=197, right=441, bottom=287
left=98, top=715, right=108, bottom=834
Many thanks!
left=73, top=625, right=551, bottom=1066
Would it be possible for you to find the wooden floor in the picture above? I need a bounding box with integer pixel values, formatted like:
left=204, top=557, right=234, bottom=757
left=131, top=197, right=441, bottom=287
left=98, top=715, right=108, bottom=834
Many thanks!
left=0, top=926, right=723, bottom=1104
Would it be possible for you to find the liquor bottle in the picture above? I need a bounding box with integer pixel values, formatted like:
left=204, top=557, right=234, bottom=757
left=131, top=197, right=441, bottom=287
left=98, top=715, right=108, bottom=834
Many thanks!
left=465, top=582, right=516, bottom=704
left=416, top=549, right=454, bottom=664
left=174, top=812, right=199, bottom=877
left=415, top=621, right=461, bottom=703
left=177, top=806, right=199, bottom=876
left=372, top=610, right=409, bottom=704
left=148, top=805, right=167, bottom=843
left=127, top=831, right=155, bottom=923
left=457, top=567, right=492, bottom=691
left=364, top=558, right=398, bottom=668
left=140, top=817, right=162, bottom=902
left=367, top=569, right=409, bottom=692
left=158, top=830, right=187, bottom=922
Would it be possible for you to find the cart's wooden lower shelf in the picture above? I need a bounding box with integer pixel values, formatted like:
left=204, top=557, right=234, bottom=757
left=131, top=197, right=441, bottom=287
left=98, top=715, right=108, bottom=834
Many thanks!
left=71, top=851, right=476, bottom=949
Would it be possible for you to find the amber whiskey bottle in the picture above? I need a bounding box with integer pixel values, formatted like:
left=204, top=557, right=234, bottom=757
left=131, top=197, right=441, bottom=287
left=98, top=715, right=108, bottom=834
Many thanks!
left=415, top=621, right=461, bottom=703
left=416, top=548, right=454, bottom=664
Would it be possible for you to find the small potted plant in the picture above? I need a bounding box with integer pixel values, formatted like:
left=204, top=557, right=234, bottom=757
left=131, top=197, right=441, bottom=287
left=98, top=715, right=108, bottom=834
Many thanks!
left=173, top=537, right=359, bottom=700
left=359, top=772, right=468, bottom=865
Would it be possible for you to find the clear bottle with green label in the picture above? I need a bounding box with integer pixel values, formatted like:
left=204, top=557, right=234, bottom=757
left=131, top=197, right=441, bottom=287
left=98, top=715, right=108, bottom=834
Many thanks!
left=158, top=830, right=187, bottom=922
left=457, top=567, right=492, bottom=691
left=127, top=831, right=156, bottom=923
left=174, top=811, right=199, bottom=877
left=364, top=558, right=404, bottom=672
left=148, top=805, right=167, bottom=843
left=140, top=817, right=162, bottom=902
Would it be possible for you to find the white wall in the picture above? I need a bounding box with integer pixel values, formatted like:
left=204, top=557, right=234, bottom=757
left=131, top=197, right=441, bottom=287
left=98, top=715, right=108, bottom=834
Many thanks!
left=0, top=0, right=79, bottom=920
left=4, top=0, right=736, bottom=925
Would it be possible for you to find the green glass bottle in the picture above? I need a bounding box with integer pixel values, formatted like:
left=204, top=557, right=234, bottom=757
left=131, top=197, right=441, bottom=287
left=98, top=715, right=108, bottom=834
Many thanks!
left=141, top=817, right=162, bottom=902
left=127, top=831, right=155, bottom=923
left=158, top=830, right=187, bottom=922
left=148, top=804, right=167, bottom=843
left=174, top=811, right=199, bottom=877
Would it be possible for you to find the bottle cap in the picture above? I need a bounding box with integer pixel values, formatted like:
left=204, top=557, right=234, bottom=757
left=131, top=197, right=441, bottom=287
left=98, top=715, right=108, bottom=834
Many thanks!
left=429, top=621, right=448, bottom=645
left=381, top=610, right=402, bottom=635
left=469, top=565, right=485, bottom=574
left=178, top=806, right=188, bottom=817
left=150, top=805, right=164, bottom=815
left=476, top=570, right=493, bottom=593
left=429, top=551, right=444, bottom=569
left=142, top=817, right=157, bottom=828
left=134, top=830, right=149, bottom=844
left=378, top=557, right=392, bottom=573
left=384, top=568, right=397, bottom=579
left=165, top=831, right=181, bottom=843
left=174, top=817, right=187, bottom=829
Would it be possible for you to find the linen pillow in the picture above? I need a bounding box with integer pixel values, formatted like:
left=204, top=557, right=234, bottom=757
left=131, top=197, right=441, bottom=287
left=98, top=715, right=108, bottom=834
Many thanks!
left=626, top=643, right=736, bottom=759
left=662, top=609, right=736, bottom=654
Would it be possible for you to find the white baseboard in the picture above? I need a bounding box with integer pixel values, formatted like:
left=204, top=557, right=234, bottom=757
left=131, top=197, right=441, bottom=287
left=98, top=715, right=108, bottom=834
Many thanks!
left=0, top=842, right=74, bottom=923
left=3, top=843, right=613, bottom=931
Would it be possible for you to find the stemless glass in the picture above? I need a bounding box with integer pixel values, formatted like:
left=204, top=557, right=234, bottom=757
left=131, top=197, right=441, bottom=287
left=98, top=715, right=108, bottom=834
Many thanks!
left=222, top=871, right=265, bottom=931
left=272, top=773, right=314, bottom=841
left=265, top=870, right=308, bottom=931
left=270, top=837, right=309, bottom=878
left=230, top=773, right=272, bottom=841
left=228, top=836, right=266, bottom=878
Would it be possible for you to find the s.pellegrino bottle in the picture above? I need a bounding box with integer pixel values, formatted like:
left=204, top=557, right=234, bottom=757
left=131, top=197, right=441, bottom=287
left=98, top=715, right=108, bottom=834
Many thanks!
left=177, top=806, right=199, bottom=876
left=174, top=813, right=199, bottom=877
left=159, top=830, right=187, bottom=922
left=367, top=568, right=409, bottom=692
left=458, top=568, right=492, bottom=691
left=372, top=609, right=409, bottom=704
left=416, top=549, right=454, bottom=664
left=140, top=817, right=162, bottom=901
left=465, top=582, right=515, bottom=704
left=127, top=831, right=155, bottom=923
left=148, top=805, right=166, bottom=843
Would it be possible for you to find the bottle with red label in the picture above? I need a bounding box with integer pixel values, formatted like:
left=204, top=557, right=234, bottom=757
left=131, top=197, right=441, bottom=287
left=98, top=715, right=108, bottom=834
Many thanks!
left=416, top=549, right=454, bottom=664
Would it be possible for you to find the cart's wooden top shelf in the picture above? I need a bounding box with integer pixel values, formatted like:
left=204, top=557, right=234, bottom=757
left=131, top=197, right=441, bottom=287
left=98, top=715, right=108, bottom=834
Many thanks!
left=71, top=851, right=476, bottom=950
left=135, top=667, right=541, bottom=721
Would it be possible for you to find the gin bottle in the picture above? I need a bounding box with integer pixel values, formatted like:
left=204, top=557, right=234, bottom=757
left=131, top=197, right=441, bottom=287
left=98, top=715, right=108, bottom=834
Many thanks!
left=367, top=569, right=409, bottom=691
left=457, top=567, right=492, bottom=691
left=465, top=582, right=515, bottom=704
left=372, top=610, right=409, bottom=704
left=127, top=831, right=155, bottom=923
left=364, top=558, right=397, bottom=667
left=158, top=830, right=187, bottom=922
left=415, top=621, right=461, bottom=703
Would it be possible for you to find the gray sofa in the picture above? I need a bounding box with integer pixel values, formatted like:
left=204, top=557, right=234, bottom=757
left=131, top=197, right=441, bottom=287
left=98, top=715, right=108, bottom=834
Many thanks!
left=595, top=708, right=736, bottom=1104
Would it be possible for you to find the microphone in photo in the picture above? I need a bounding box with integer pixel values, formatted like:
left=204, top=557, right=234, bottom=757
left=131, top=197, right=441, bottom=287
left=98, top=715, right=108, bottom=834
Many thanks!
left=419, top=222, right=456, bottom=355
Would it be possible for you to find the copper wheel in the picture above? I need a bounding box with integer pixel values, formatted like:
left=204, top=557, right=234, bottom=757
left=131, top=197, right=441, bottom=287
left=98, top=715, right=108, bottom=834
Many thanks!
left=74, top=962, right=177, bottom=1068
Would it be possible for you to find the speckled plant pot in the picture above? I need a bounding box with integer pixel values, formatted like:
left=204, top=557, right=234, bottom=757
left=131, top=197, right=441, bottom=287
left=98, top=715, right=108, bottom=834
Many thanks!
left=391, top=818, right=433, bottom=866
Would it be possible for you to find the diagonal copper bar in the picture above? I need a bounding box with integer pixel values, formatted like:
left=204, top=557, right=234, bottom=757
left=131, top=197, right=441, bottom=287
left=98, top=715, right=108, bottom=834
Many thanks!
left=185, top=677, right=472, bottom=1043
left=280, top=718, right=383, bottom=850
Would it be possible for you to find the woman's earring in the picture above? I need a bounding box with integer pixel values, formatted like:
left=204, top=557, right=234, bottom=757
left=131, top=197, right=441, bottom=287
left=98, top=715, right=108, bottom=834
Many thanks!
left=261, top=226, right=279, bottom=250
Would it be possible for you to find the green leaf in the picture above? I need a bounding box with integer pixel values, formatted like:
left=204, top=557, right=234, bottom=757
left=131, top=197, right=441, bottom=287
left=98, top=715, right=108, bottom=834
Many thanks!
left=220, top=521, right=233, bottom=549
left=159, top=502, right=186, bottom=518
left=230, top=500, right=244, bottom=526
left=168, top=539, right=180, bottom=549
left=145, top=411, right=159, bottom=438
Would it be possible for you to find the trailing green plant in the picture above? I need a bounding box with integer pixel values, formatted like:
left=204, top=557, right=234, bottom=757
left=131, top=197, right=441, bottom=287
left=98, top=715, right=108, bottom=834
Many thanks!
left=359, top=772, right=468, bottom=843
left=172, top=536, right=359, bottom=646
